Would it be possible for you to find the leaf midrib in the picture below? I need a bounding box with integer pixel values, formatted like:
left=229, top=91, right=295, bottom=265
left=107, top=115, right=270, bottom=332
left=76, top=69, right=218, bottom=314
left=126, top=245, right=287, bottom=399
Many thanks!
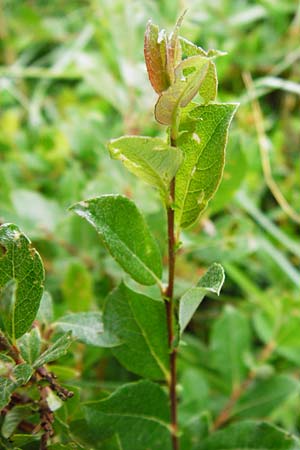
left=128, top=296, right=169, bottom=381
left=177, top=111, right=226, bottom=226
left=99, top=221, right=160, bottom=286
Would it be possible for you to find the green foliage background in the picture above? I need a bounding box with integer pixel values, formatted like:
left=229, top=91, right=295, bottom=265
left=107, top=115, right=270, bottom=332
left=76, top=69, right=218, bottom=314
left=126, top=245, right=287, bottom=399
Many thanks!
left=1, top=0, right=300, bottom=447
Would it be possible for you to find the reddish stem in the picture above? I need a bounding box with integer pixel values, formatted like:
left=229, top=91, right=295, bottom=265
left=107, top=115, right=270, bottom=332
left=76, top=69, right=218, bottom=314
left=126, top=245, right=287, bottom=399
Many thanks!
left=165, top=177, right=179, bottom=450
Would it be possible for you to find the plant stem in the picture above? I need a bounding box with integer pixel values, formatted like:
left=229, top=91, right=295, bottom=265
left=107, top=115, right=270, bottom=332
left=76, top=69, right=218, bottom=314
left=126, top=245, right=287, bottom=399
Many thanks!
left=165, top=176, right=179, bottom=450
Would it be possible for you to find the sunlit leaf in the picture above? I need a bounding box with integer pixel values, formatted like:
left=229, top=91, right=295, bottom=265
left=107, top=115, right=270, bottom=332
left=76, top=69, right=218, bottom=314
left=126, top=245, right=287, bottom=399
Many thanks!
left=144, top=21, right=169, bottom=94
left=155, top=56, right=210, bottom=125
left=108, top=136, right=182, bottom=196
left=175, top=103, right=238, bottom=229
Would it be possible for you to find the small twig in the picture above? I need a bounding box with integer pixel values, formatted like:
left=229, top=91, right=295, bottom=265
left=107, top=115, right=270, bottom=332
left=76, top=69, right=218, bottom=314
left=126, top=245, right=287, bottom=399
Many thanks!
left=36, top=366, right=74, bottom=401
left=164, top=154, right=179, bottom=448
left=243, top=71, right=300, bottom=225
left=39, top=385, right=54, bottom=450
left=0, top=332, right=23, bottom=364
left=212, top=340, right=276, bottom=430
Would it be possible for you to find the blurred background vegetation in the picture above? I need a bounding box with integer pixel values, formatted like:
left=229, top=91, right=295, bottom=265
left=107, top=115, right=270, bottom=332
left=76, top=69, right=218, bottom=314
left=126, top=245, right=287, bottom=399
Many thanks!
left=1, top=0, right=300, bottom=446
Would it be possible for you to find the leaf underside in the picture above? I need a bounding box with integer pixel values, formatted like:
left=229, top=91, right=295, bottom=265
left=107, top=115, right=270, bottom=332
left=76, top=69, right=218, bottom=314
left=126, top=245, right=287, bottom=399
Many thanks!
left=108, top=136, right=182, bottom=195
left=179, top=263, right=225, bottom=332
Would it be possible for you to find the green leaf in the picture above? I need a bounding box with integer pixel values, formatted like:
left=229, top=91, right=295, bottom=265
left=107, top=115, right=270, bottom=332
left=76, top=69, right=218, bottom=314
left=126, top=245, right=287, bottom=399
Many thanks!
left=17, top=327, right=41, bottom=365
left=0, top=364, right=32, bottom=410
left=70, top=195, right=162, bottom=286
left=83, top=380, right=172, bottom=450
left=108, top=136, right=182, bottom=196
left=0, top=224, right=45, bottom=340
left=155, top=56, right=210, bottom=125
left=12, top=363, right=33, bottom=384
left=144, top=21, right=169, bottom=93
left=103, top=283, right=169, bottom=380
left=179, top=37, right=207, bottom=57
left=0, top=378, right=16, bottom=410
left=33, top=332, right=72, bottom=368
left=233, top=375, right=299, bottom=420
left=199, top=61, right=218, bottom=103
left=175, top=103, right=238, bottom=229
left=200, top=421, right=300, bottom=450
left=1, top=405, right=29, bottom=438
left=179, top=263, right=225, bottom=332
left=210, top=305, right=251, bottom=393
left=54, top=312, right=113, bottom=347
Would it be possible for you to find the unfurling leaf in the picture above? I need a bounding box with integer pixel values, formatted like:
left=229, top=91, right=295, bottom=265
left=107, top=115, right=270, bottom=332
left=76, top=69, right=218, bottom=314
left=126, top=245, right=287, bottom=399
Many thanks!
left=165, top=11, right=185, bottom=83
left=144, top=21, right=169, bottom=93
left=18, top=327, right=41, bottom=365
left=70, top=195, right=162, bottom=286
left=33, top=332, right=72, bottom=368
left=103, top=283, right=169, bottom=380
left=108, top=136, right=182, bottom=196
left=175, top=103, right=238, bottom=229
left=0, top=224, right=44, bottom=340
left=179, top=36, right=207, bottom=58
left=155, top=56, right=210, bottom=125
left=199, top=61, right=218, bottom=103
left=179, top=263, right=225, bottom=332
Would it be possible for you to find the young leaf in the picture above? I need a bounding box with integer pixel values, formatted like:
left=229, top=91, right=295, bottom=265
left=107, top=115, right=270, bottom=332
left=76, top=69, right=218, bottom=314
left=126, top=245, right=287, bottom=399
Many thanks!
left=1, top=405, right=29, bottom=439
left=179, top=263, right=225, bottom=332
left=18, top=327, right=41, bottom=365
left=82, top=380, right=172, bottom=450
left=155, top=56, right=210, bottom=125
left=144, top=21, right=169, bottom=94
left=210, top=305, right=251, bottom=393
left=0, top=364, right=33, bottom=410
left=165, top=12, right=184, bottom=83
left=33, top=332, right=72, bottom=368
left=70, top=195, right=162, bottom=286
left=200, top=421, right=300, bottom=450
left=54, top=312, right=117, bottom=347
left=13, top=363, right=33, bottom=384
left=0, top=224, right=44, bottom=340
left=103, top=282, right=169, bottom=380
left=0, top=378, right=16, bottom=410
left=108, top=136, right=182, bottom=196
left=179, top=37, right=207, bottom=57
left=175, top=103, right=238, bottom=229
left=199, top=61, right=218, bottom=103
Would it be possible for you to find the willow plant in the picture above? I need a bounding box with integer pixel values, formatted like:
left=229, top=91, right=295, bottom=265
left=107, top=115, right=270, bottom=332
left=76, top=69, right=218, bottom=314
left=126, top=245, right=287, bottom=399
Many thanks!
left=70, top=14, right=237, bottom=450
